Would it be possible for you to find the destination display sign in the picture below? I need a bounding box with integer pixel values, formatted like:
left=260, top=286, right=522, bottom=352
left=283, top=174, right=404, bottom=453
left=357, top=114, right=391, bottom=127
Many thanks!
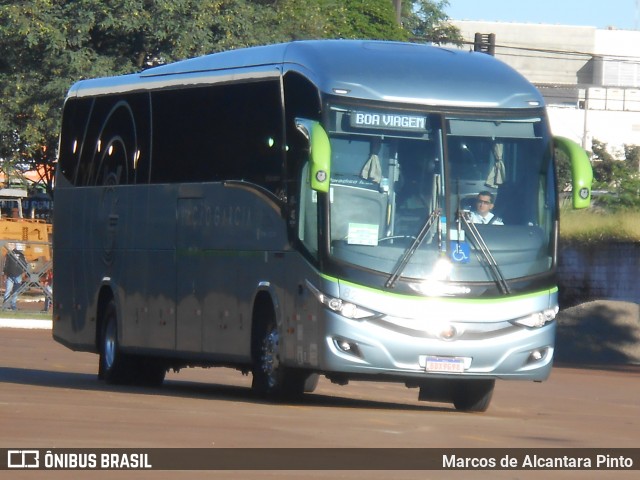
left=350, top=111, right=427, bottom=132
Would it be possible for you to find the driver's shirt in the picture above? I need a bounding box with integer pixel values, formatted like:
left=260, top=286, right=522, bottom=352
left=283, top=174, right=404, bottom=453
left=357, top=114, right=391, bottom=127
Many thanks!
left=469, top=211, right=503, bottom=225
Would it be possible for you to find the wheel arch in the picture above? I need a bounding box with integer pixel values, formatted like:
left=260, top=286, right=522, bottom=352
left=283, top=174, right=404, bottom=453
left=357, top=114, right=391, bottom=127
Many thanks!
left=250, top=288, right=278, bottom=365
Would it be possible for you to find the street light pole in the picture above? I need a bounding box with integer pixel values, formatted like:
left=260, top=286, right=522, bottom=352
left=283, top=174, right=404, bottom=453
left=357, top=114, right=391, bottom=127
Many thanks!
left=582, top=88, right=590, bottom=151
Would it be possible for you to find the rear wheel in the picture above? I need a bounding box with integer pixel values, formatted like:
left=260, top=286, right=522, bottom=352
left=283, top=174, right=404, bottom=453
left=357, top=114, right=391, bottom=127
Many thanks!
left=133, top=356, right=166, bottom=387
left=99, top=301, right=131, bottom=384
left=99, top=300, right=165, bottom=387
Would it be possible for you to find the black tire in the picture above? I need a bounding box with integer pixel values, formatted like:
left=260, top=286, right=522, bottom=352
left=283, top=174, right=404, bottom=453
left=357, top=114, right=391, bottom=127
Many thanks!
left=251, top=318, right=308, bottom=400
left=98, top=300, right=166, bottom=387
left=303, top=373, right=320, bottom=393
left=132, top=357, right=166, bottom=387
left=451, top=379, right=495, bottom=413
left=98, top=300, right=132, bottom=384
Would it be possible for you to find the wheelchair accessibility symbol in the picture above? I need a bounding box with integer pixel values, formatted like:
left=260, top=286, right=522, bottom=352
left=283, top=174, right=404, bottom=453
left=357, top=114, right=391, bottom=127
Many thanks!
left=450, top=241, right=470, bottom=263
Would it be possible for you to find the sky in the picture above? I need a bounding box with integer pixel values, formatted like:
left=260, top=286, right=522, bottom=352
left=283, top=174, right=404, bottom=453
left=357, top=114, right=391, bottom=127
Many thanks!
left=445, top=0, right=640, bottom=31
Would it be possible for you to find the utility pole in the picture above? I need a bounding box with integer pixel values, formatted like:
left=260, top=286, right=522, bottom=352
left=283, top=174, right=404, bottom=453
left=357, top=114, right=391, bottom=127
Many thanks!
left=582, top=88, right=590, bottom=151
left=473, top=33, right=496, bottom=56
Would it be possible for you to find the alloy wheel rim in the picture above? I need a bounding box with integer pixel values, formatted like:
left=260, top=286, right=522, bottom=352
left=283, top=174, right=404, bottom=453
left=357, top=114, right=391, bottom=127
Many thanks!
left=261, top=328, right=280, bottom=389
left=104, top=319, right=116, bottom=370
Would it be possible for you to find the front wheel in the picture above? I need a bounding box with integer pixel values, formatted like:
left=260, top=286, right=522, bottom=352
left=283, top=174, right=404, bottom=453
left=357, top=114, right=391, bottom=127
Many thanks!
left=251, top=320, right=309, bottom=399
left=418, top=378, right=495, bottom=413
left=452, top=379, right=495, bottom=413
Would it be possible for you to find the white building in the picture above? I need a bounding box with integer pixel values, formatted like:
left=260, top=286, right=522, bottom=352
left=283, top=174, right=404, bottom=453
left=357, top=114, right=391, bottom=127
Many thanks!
left=452, top=21, right=640, bottom=156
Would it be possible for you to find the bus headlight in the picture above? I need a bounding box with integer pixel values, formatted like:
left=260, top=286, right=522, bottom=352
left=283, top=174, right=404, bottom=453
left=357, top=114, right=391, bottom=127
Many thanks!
left=306, top=280, right=378, bottom=320
left=512, top=307, right=559, bottom=328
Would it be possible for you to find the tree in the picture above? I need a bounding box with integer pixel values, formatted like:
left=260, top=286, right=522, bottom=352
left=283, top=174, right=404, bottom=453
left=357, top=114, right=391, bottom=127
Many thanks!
left=0, top=0, right=460, bottom=197
left=590, top=139, right=640, bottom=211
left=266, top=0, right=405, bottom=42
left=403, top=0, right=463, bottom=45
left=324, top=0, right=406, bottom=40
left=624, top=144, right=640, bottom=173
left=555, top=145, right=573, bottom=192
left=0, top=0, right=248, bottom=196
left=591, top=139, right=618, bottom=186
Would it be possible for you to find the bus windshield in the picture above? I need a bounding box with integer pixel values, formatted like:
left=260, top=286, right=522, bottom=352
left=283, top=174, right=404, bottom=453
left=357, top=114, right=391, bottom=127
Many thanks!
left=326, top=107, right=555, bottom=288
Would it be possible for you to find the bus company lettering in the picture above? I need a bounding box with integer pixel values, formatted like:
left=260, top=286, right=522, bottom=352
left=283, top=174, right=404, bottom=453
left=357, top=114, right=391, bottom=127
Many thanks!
left=179, top=202, right=251, bottom=229
left=214, top=205, right=251, bottom=228
left=351, top=111, right=426, bottom=131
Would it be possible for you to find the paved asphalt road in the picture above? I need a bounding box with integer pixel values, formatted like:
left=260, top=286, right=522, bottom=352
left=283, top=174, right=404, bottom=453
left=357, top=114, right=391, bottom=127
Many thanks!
left=1, top=325, right=639, bottom=480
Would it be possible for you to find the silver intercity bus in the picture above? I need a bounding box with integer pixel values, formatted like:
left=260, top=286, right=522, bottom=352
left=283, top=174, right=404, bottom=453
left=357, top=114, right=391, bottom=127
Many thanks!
left=53, top=40, right=592, bottom=412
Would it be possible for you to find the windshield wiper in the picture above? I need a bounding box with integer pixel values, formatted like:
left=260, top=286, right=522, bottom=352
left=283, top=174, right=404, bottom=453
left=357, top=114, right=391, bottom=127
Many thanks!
left=385, top=209, right=440, bottom=289
left=457, top=210, right=511, bottom=295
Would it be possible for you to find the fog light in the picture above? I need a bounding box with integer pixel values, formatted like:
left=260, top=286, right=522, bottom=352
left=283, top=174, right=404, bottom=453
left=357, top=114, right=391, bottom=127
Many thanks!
left=333, top=337, right=362, bottom=358
left=527, top=348, right=547, bottom=364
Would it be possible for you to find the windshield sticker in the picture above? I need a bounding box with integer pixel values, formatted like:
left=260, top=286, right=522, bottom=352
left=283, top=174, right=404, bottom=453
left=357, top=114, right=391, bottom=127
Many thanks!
left=450, top=229, right=465, bottom=241
left=450, top=241, right=470, bottom=263
left=347, top=223, right=379, bottom=246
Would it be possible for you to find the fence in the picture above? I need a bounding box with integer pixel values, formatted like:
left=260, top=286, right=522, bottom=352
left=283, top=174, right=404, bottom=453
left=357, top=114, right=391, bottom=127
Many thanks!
left=557, top=242, right=640, bottom=307
left=0, top=240, right=52, bottom=312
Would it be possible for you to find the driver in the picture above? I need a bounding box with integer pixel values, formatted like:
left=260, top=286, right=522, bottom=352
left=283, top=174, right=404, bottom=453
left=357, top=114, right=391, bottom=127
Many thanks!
left=469, top=191, right=503, bottom=225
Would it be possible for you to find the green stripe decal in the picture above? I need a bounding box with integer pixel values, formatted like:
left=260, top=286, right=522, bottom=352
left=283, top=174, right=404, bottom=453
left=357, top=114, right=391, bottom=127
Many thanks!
left=319, top=272, right=558, bottom=304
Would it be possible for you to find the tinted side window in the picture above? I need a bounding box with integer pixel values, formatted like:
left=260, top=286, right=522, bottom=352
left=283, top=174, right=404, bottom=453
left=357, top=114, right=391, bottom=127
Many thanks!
left=59, top=93, right=151, bottom=186
left=150, top=80, right=284, bottom=193
left=58, top=98, right=92, bottom=185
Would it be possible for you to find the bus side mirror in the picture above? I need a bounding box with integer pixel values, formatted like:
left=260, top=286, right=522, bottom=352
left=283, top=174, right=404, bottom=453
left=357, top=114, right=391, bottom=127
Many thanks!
left=295, top=119, right=331, bottom=193
left=554, top=136, right=593, bottom=209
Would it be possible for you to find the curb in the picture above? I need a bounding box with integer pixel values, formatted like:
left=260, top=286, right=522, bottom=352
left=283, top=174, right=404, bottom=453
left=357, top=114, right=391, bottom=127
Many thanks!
left=0, top=318, right=52, bottom=330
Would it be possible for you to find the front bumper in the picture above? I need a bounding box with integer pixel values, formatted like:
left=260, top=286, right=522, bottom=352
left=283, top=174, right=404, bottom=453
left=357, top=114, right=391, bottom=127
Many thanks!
left=316, top=310, right=555, bottom=382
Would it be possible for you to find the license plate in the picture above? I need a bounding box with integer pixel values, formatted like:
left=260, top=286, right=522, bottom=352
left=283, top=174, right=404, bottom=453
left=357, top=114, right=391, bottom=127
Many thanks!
left=425, top=356, right=465, bottom=373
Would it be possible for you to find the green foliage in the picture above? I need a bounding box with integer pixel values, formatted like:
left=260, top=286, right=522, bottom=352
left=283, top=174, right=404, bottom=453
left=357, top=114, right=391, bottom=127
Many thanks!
left=560, top=207, right=640, bottom=244
left=555, top=144, right=572, bottom=191
left=0, top=0, right=461, bottom=196
left=591, top=139, right=618, bottom=186
left=270, top=0, right=406, bottom=42
left=324, top=0, right=407, bottom=40
left=624, top=144, right=640, bottom=172
left=404, top=0, right=463, bottom=45
left=589, top=139, right=640, bottom=211
left=558, top=138, right=640, bottom=243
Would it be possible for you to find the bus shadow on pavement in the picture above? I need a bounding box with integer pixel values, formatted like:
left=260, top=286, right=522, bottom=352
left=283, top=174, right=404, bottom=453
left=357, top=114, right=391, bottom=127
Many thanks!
left=0, top=366, right=449, bottom=413
left=162, top=378, right=450, bottom=413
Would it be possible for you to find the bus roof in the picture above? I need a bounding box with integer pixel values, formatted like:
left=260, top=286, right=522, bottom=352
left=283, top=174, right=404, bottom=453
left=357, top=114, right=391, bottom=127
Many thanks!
left=67, top=40, right=543, bottom=109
